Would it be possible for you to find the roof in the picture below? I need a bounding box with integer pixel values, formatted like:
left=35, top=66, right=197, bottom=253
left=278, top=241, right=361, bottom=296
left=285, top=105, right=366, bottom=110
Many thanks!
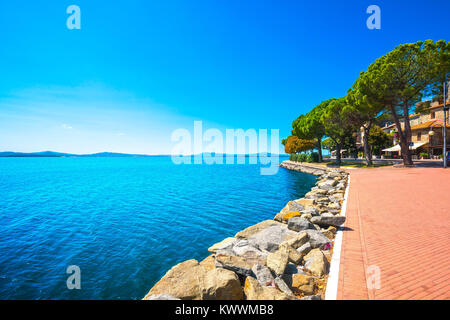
left=410, top=120, right=450, bottom=131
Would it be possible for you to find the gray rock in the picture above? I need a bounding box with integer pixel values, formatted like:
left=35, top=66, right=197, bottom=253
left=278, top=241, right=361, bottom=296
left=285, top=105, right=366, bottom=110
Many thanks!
left=329, top=194, right=344, bottom=202
left=251, top=264, right=275, bottom=286
left=248, top=224, right=298, bottom=253
left=297, top=242, right=312, bottom=256
left=266, top=249, right=289, bottom=275
left=287, top=217, right=315, bottom=232
left=284, top=263, right=306, bottom=275
left=145, top=293, right=181, bottom=300
left=302, top=229, right=332, bottom=249
left=318, top=179, right=337, bottom=188
left=310, top=213, right=346, bottom=227
left=274, top=277, right=294, bottom=296
left=215, top=253, right=264, bottom=277
left=300, top=294, right=322, bottom=300
left=304, top=249, right=330, bottom=277
left=281, top=263, right=307, bottom=287
left=301, top=207, right=319, bottom=216
left=232, top=240, right=267, bottom=258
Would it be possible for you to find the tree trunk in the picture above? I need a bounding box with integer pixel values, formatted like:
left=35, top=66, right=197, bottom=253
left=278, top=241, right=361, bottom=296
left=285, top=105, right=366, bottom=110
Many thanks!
left=335, top=143, right=342, bottom=166
left=389, top=104, right=413, bottom=166
left=317, top=137, right=323, bottom=163
left=402, top=102, right=413, bottom=165
left=363, top=124, right=373, bottom=166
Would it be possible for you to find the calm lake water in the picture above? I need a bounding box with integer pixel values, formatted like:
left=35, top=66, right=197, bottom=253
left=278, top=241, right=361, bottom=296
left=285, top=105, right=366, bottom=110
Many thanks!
left=0, top=156, right=316, bottom=299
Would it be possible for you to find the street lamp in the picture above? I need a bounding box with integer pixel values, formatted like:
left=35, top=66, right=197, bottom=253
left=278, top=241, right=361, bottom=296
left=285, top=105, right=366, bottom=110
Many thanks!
left=444, top=77, right=448, bottom=168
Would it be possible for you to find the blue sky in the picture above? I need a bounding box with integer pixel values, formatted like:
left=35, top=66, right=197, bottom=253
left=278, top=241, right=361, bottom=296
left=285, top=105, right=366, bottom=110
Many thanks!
left=0, top=0, right=449, bottom=154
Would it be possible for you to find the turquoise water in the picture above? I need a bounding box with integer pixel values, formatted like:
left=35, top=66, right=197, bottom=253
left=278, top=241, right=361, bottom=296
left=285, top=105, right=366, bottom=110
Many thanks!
left=0, top=156, right=316, bottom=299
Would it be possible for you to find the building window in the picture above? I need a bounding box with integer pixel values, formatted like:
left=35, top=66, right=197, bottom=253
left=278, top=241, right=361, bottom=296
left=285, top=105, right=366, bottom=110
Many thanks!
left=431, top=111, right=435, bottom=119
left=417, top=131, right=421, bottom=141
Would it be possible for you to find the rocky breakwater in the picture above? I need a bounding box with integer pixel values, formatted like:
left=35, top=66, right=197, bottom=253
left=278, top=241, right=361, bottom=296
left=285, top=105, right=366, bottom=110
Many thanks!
left=143, top=166, right=348, bottom=300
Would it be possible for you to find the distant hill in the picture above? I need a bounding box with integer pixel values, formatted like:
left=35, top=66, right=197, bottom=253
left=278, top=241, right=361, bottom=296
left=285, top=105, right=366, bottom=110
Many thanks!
left=80, top=152, right=151, bottom=157
left=0, top=151, right=288, bottom=158
left=0, top=151, right=74, bottom=157
left=0, top=151, right=151, bottom=157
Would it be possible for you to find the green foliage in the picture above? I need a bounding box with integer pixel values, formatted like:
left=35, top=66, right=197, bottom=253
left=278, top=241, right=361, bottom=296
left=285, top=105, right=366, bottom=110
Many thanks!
left=415, top=101, right=432, bottom=115
left=287, top=40, right=449, bottom=165
left=291, top=102, right=329, bottom=162
left=368, top=125, right=393, bottom=155
left=306, top=152, right=319, bottom=163
left=284, top=136, right=315, bottom=154
left=298, top=153, right=307, bottom=162
left=321, top=97, right=355, bottom=145
left=420, top=152, right=429, bottom=159
left=322, top=137, right=335, bottom=150
left=290, top=153, right=308, bottom=162
left=292, top=103, right=327, bottom=140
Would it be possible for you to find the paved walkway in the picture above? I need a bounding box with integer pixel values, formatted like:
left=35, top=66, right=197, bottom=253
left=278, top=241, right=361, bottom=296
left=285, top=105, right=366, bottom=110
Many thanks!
left=337, top=166, right=450, bottom=300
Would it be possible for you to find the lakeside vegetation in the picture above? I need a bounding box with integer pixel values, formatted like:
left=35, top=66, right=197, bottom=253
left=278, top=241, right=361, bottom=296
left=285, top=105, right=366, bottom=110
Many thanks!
left=283, top=40, right=450, bottom=166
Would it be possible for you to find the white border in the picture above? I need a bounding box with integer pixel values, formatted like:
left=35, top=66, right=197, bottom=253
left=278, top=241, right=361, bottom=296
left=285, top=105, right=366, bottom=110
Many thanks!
left=324, top=174, right=351, bottom=300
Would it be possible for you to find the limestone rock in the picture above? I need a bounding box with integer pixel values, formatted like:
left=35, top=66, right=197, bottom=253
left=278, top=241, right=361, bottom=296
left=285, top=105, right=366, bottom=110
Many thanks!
left=281, top=263, right=307, bottom=287
left=296, top=242, right=312, bottom=256
left=235, top=220, right=279, bottom=239
left=294, top=198, right=315, bottom=208
left=201, top=268, right=244, bottom=300
left=291, top=274, right=317, bottom=296
left=303, top=249, right=330, bottom=277
left=244, top=276, right=295, bottom=300
left=208, top=237, right=237, bottom=253
left=251, top=264, right=275, bottom=286
left=318, top=179, right=337, bottom=188
left=321, top=226, right=337, bottom=240
left=279, top=242, right=302, bottom=264
left=266, top=248, right=289, bottom=276
left=300, top=294, right=322, bottom=300
left=287, top=217, right=315, bottom=232
left=311, top=213, right=346, bottom=227
left=215, top=253, right=264, bottom=277
left=145, top=294, right=181, bottom=300
left=321, top=229, right=335, bottom=240
left=143, top=259, right=205, bottom=300
left=303, top=229, right=332, bottom=249
left=274, top=201, right=304, bottom=222
left=200, top=254, right=216, bottom=271
left=327, top=202, right=341, bottom=210
left=232, top=240, right=267, bottom=258
left=321, top=249, right=332, bottom=261
left=274, top=277, right=294, bottom=296
left=282, top=211, right=301, bottom=221
left=247, top=224, right=298, bottom=253
left=302, top=207, right=319, bottom=216
left=284, top=232, right=309, bottom=249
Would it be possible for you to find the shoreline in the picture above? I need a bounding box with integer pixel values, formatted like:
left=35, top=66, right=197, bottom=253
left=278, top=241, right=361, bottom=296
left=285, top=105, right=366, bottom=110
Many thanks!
left=143, top=160, right=349, bottom=300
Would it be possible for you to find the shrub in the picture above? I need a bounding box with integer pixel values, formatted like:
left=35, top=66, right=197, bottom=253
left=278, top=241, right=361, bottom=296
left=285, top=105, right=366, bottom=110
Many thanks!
left=419, top=152, right=429, bottom=159
left=306, top=152, right=319, bottom=163
left=298, top=153, right=307, bottom=162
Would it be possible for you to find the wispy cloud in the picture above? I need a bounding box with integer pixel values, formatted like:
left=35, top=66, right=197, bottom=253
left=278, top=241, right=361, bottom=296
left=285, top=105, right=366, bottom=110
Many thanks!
left=61, top=124, right=73, bottom=130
